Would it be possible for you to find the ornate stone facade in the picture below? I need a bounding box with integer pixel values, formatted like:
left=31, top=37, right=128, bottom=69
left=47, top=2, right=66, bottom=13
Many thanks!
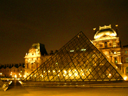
left=0, top=63, right=25, bottom=79
left=24, top=43, right=51, bottom=77
left=92, top=24, right=128, bottom=77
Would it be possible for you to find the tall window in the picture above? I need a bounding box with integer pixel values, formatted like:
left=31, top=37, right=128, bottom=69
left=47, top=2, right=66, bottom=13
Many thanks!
left=125, top=50, right=127, bottom=54
left=113, top=41, right=116, bottom=47
left=109, top=43, right=112, bottom=47
left=126, top=57, right=128, bottom=63
left=126, top=67, right=128, bottom=73
left=105, top=42, right=107, bottom=48
left=114, top=57, right=117, bottom=63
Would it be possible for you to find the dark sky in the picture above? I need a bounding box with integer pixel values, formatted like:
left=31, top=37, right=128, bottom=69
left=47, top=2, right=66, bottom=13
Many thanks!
left=0, top=0, right=128, bottom=64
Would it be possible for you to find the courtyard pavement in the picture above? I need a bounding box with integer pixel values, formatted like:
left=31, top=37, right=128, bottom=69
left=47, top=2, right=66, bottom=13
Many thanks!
left=0, top=81, right=128, bottom=96
left=1, top=86, right=128, bottom=96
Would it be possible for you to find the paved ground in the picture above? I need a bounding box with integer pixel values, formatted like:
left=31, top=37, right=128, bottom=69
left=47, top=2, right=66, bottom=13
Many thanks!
left=0, top=81, right=128, bottom=96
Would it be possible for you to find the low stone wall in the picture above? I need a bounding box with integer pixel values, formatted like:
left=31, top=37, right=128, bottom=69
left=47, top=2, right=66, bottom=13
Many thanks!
left=22, top=81, right=128, bottom=88
left=0, top=81, right=12, bottom=91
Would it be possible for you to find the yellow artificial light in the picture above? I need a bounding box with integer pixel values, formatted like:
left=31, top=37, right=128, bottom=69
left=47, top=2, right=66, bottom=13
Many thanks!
left=124, top=76, right=127, bottom=81
left=15, top=75, right=17, bottom=78
left=53, top=70, right=55, bottom=73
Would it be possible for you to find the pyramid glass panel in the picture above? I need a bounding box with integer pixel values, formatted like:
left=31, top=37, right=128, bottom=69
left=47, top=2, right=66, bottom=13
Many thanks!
left=25, top=32, right=124, bottom=82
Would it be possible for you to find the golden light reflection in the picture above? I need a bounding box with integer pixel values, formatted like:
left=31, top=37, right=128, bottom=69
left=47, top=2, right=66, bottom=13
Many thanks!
left=14, top=74, right=17, bottom=78
left=69, top=73, right=72, bottom=77
left=24, top=75, right=26, bottom=78
left=124, top=76, right=127, bottom=81
left=109, top=73, right=111, bottom=76
left=53, top=70, right=55, bottom=73
left=64, top=70, right=67, bottom=74
left=74, top=73, right=78, bottom=76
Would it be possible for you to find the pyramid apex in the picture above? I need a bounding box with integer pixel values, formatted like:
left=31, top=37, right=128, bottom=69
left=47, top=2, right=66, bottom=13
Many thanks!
left=79, top=31, right=83, bottom=34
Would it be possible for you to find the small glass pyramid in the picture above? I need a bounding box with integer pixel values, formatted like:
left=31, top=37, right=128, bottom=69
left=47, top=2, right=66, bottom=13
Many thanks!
left=24, top=32, right=123, bottom=82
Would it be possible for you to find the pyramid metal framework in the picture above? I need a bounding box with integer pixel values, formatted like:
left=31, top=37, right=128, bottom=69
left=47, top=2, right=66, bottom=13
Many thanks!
left=25, top=32, right=124, bottom=82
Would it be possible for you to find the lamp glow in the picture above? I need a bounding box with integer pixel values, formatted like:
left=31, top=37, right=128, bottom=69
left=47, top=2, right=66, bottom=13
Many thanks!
left=124, top=76, right=127, bottom=81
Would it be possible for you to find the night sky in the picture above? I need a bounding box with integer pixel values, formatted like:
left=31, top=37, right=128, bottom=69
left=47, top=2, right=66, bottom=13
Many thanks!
left=0, top=0, right=128, bottom=64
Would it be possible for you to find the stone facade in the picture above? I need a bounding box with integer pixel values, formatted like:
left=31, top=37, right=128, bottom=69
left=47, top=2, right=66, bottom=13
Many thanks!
left=92, top=24, right=128, bottom=77
left=121, top=46, right=128, bottom=75
left=24, top=43, right=51, bottom=77
left=0, top=63, right=25, bottom=78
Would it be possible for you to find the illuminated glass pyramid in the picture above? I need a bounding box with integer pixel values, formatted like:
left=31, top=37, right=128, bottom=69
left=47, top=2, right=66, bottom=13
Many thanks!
left=25, top=32, right=124, bottom=81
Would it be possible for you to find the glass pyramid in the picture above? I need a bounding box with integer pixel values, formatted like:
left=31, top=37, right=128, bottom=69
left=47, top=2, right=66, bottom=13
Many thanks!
left=24, top=32, right=124, bottom=82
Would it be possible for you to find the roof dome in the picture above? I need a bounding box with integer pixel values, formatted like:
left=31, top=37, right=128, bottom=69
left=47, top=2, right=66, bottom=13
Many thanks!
left=94, top=25, right=117, bottom=39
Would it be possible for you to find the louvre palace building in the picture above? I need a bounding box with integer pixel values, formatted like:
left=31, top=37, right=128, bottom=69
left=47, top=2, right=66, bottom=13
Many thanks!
left=23, top=24, right=128, bottom=82
left=0, top=63, right=25, bottom=78
left=1, top=24, right=128, bottom=82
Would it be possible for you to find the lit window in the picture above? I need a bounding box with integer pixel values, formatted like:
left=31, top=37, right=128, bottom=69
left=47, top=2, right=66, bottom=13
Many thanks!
left=105, top=42, right=107, bottom=48
left=126, top=67, right=128, bottom=73
left=53, top=70, right=55, bottom=73
left=81, top=49, right=86, bottom=51
left=114, top=52, right=116, bottom=54
left=113, top=41, right=116, bottom=47
left=125, top=51, right=127, bottom=54
left=126, top=57, right=128, bottom=63
left=114, top=57, right=117, bottom=63
left=70, top=50, right=74, bottom=52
